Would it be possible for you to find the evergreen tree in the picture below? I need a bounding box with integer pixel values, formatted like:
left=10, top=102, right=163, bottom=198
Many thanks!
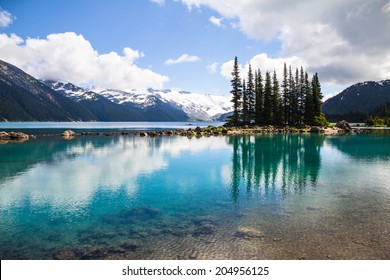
left=263, top=71, right=273, bottom=124
left=312, top=73, right=323, bottom=118
left=247, top=64, right=255, bottom=123
left=228, top=58, right=327, bottom=127
left=304, top=72, right=314, bottom=125
left=289, top=66, right=298, bottom=125
left=311, top=73, right=328, bottom=126
left=230, top=56, right=242, bottom=125
left=242, top=79, right=250, bottom=123
left=295, top=68, right=300, bottom=125
left=272, top=70, right=283, bottom=125
left=282, top=63, right=289, bottom=125
left=298, top=66, right=306, bottom=125
left=255, top=69, right=264, bottom=124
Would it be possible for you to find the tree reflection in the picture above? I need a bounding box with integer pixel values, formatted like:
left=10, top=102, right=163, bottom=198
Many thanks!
left=228, top=134, right=324, bottom=200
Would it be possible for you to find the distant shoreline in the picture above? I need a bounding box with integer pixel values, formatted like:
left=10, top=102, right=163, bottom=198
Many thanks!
left=2, top=124, right=386, bottom=143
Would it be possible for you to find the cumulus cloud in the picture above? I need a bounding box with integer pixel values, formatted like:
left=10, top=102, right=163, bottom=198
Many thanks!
left=0, top=8, right=14, bottom=28
left=220, top=54, right=304, bottom=81
left=0, top=32, right=169, bottom=90
left=165, top=53, right=201, bottom=65
left=206, top=62, right=219, bottom=74
left=220, top=59, right=236, bottom=79
left=209, top=16, right=224, bottom=27
left=181, top=0, right=390, bottom=86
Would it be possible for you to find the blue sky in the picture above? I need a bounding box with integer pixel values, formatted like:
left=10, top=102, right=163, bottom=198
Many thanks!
left=1, top=0, right=390, bottom=98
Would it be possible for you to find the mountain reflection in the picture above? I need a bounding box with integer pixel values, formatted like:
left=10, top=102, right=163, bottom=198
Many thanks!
left=324, top=133, right=390, bottom=161
left=228, top=134, right=325, bottom=201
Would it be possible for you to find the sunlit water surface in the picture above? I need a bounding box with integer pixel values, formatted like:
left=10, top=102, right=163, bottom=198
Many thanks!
left=1, top=133, right=390, bottom=259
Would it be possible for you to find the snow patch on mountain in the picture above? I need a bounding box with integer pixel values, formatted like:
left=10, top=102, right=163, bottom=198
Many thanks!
left=44, top=81, right=99, bottom=101
left=99, top=88, right=231, bottom=120
left=45, top=81, right=232, bottom=121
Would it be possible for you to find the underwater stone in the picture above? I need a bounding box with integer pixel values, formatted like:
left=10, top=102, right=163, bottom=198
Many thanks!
left=235, top=227, right=265, bottom=239
left=192, top=224, right=215, bottom=237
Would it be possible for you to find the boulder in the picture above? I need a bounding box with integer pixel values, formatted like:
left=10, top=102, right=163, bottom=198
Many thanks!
left=336, top=120, right=352, bottom=131
left=61, top=130, right=76, bottom=137
left=0, top=131, right=9, bottom=138
left=0, top=131, right=29, bottom=141
left=9, top=132, right=29, bottom=140
left=148, top=131, right=157, bottom=137
left=309, top=126, right=321, bottom=133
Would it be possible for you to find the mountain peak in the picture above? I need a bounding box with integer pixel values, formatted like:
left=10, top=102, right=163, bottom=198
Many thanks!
left=322, top=79, right=390, bottom=119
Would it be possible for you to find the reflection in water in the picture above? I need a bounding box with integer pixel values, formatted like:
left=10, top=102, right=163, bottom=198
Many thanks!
left=229, top=135, right=324, bottom=202
left=0, top=134, right=390, bottom=260
left=0, top=136, right=229, bottom=209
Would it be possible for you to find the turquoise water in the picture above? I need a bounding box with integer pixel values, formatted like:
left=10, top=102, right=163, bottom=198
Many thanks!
left=0, top=133, right=390, bottom=259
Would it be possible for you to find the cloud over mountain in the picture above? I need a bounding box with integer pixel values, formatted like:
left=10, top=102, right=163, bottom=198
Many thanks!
left=0, top=32, right=169, bottom=90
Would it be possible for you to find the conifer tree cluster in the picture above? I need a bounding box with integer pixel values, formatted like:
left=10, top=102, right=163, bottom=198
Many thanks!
left=229, top=56, right=328, bottom=127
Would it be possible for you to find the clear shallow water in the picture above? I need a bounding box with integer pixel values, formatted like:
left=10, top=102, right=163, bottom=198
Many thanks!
left=0, top=133, right=390, bottom=259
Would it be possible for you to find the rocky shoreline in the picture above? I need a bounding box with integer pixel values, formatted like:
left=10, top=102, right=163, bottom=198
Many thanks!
left=0, top=121, right=371, bottom=143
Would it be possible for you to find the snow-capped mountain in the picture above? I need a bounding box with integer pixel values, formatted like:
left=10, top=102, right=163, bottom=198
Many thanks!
left=100, top=88, right=232, bottom=121
left=45, top=81, right=232, bottom=121
left=45, top=81, right=100, bottom=101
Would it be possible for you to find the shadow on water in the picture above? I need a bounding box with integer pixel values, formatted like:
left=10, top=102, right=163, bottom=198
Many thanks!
left=228, top=134, right=324, bottom=203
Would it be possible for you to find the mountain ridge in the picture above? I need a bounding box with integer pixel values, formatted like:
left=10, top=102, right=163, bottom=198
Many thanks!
left=0, top=59, right=231, bottom=122
left=0, top=60, right=97, bottom=121
left=322, top=79, right=390, bottom=121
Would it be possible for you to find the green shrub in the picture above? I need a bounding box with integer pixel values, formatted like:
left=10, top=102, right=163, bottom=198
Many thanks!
left=313, top=113, right=330, bottom=127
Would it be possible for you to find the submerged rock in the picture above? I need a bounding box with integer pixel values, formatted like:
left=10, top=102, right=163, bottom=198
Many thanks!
left=120, top=242, right=138, bottom=251
left=235, top=227, right=265, bottom=239
left=53, top=249, right=78, bottom=260
left=192, top=224, right=215, bottom=237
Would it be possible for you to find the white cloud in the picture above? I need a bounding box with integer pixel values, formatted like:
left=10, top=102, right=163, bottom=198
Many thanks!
left=206, top=62, right=219, bottom=74
left=181, top=0, right=390, bottom=86
left=150, top=0, right=165, bottom=5
left=165, top=53, right=201, bottom=65
left=247, top=53, right=305, bottom=76
left=209, top=16, right=224, bottom=27
left=220, top=59, right=237, bottom=79
left=0, top=8, right=14, bottom=28
left=0, top=32, right=169, bottom=90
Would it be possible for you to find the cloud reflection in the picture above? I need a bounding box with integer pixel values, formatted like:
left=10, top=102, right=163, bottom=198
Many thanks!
left=0, top=136, right=230, bottom=209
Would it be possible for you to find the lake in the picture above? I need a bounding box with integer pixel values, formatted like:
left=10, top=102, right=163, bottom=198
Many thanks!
left=0, top=124, right=390, bottom=259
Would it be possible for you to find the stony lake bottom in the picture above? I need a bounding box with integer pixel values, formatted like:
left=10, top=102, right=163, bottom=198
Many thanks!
left=0, top=131, right=390, bottom=259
